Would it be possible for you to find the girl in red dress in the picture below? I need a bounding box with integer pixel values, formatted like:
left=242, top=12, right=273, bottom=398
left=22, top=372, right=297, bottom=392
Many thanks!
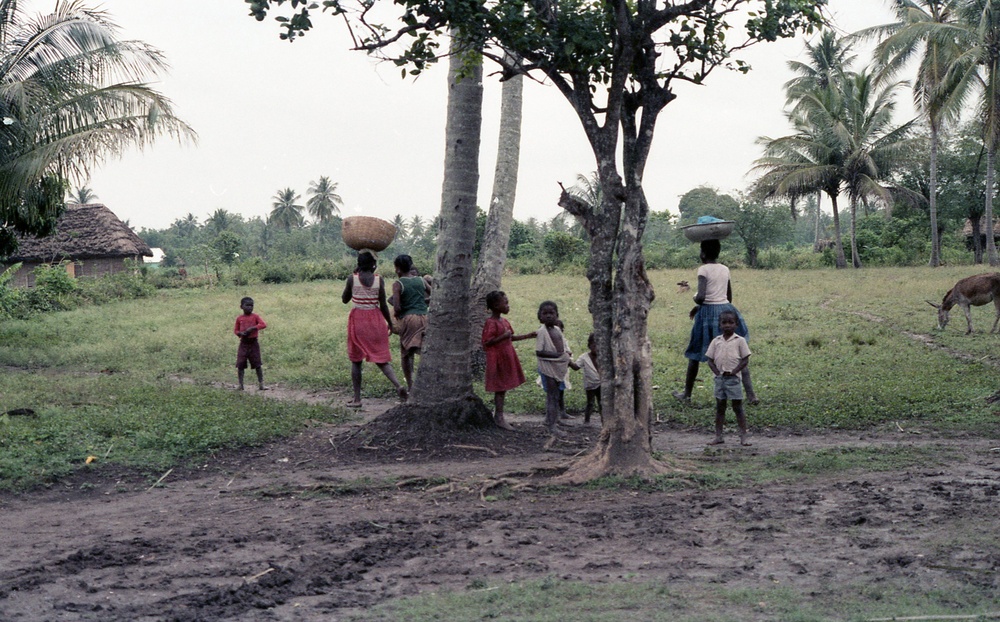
left=481, top=291, right=536, bottom=430
left=342, top=251, right=407, bottom=407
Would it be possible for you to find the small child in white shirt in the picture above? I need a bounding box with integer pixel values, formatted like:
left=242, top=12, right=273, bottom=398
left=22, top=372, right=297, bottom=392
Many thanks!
left=570, top=333, right=601, bottom=425
left=704, top=310, right=752, bottom=446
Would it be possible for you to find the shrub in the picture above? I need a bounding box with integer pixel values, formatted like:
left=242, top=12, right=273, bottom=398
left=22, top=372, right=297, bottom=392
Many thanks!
left=543, top=231, right=587, bottom=266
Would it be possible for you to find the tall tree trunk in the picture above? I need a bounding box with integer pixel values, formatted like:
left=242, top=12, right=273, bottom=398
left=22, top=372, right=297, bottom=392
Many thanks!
left=849, top=196, right=862, bottom=269
left=409, top=39, right=488, bottom=417
left=813, top=191, right=822, bottom=252
left=469, top=62, right=524, bottom=370
left=829, top=193, right=848, bottom=268
left=973, top=217, right=984, bottom=264
left=554, top=88, right=677, bottom=482
left=987, top=148, right=998, bottom=266
left=929, top=124, right=941, bottom=267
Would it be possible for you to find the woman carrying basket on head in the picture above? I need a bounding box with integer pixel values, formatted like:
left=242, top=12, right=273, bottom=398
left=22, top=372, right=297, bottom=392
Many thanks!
left=342, top=250, right=407, bottom=407
left=673, top=238, right=759, bottom=405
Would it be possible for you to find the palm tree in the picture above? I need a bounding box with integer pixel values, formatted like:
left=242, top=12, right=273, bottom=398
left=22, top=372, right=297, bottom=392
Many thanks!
left=269, top=188, right=304, bottom=233
left=755, top=101, right=851, bottom=268
left=408, top=215, right=425, bottom=241
left=781, top=30, right=855, bottom=234
left=944, top=0, right=1000, bottom=265
left=469, top=62, right=524, bottom=371
left=173, top=213, right=199, bottom=238
left=567, top=171, right=603, bottom=210
left=755, top=69, right=918, bottom=268
left=391, top=214, right=408, bottom=239
left=785, top=30, right=857, bottom=110
left=859, top=0, right=969, bottom=267
left=66, top=185, right=98, bottom=204
left=206, top=208, right=235, bottom=235
left=306, top=176, right=343, bottom=224
left=0, top=0, right=195, bottom=255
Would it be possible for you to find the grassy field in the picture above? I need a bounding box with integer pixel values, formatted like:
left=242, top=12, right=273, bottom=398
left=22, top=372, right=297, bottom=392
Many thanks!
left=2, top=266, right=1000, bottom=490
left=3, top=266, right=1000, bottom=621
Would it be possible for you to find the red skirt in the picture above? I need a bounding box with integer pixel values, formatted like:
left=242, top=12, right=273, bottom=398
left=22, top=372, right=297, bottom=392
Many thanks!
left=347, top=307, right=391, bottom=363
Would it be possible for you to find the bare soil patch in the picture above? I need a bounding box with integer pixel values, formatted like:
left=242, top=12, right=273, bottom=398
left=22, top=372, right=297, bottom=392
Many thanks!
left=1, top=397, right=999, bottom=621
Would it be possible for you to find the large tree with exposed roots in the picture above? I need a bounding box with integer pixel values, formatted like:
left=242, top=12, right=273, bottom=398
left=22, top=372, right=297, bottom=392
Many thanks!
left=247, top=0, right=825, bottom=482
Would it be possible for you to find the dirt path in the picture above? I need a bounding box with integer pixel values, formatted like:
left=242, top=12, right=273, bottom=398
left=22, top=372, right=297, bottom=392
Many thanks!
left=2, top=393, right=999, bottom=622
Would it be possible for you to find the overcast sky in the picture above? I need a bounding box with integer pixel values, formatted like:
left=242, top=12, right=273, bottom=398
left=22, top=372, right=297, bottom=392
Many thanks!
left=43, top=1, right=902, bottom=230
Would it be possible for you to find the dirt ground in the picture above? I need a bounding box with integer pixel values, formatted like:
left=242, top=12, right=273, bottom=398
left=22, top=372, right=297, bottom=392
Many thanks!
left=1, top=391, right=999, bottom=622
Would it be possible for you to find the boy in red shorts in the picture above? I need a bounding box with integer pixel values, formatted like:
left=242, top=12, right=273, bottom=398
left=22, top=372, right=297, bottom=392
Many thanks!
left=234, top=296, right=267, bottom=391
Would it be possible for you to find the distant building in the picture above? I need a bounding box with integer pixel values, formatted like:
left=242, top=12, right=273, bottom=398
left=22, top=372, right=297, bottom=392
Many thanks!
left=2, top=203, right=152, bottom=287
left=145, top=248, right=165, bottom=264
left=962, top=217, right=1000, bottom=250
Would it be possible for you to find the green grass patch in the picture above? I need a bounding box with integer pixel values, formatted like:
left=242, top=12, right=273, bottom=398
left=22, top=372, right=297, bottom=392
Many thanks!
left=582, top=446, right=952, bottom=493
left=0, top=369, right=344, bottom=491
left=351, top=578, right=1000, bottom=622
left=2, top=268, right=1000, bottom=489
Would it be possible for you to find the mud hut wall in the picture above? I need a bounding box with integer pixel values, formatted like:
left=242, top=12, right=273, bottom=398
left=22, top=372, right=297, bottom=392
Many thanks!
left=3, top=256, right=140, bottom=288
left=4, top=262, right=42, bottom=288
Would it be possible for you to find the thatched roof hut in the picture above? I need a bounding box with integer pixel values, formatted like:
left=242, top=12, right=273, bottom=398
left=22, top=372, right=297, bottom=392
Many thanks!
left=2, top=203, right=151, bottom=287
left=962, top=216, right=1000, bottom=238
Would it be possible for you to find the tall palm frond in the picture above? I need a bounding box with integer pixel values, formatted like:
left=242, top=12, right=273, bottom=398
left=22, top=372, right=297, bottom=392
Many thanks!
left=942, top=0, right=1000, bottom=264
left=306, top=175, right=343, bottom=223
left=856, top=0, right=969, bottom=266
left=269, top=187, right=304, bottom=233
left=66, top=184, right=97, bottom=204
left=754, top=66, right=919, bottom=269
left=0, top=0, right=195, bottom=254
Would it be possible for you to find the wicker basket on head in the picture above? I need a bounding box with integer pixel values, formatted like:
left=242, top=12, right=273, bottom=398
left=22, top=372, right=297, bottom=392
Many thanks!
left=341, top=216, right=397, bottom=252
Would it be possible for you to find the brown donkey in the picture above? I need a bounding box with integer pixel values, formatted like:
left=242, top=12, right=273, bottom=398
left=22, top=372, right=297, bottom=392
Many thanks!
left=927, top=272, right=1000, bottom=334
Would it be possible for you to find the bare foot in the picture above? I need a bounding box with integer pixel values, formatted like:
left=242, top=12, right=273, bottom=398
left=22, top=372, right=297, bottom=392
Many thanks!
left=707, top=438, right=724, bottom=446
left=258, top=386, right=268, bottom=391
left=494, top=416, right=514, bottom=431
left=672, top=390, right=690, bottom=404
left=740, top=435, right=752, bottom=446
left=397, top=386, right=408, bottom=402
left=237, top=385, right=244, bottom=391
left=345, top=400, right=362, bottom=408
left=747, top=397, right=760, bottom=406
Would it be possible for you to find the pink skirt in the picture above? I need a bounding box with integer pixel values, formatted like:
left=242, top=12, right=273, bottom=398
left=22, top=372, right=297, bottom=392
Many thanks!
left=347, top=307, right=391, bottom=363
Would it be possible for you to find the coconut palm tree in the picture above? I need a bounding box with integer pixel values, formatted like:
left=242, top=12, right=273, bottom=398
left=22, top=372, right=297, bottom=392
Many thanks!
left=779, top=30, right=855, bottom=232
left=391, top=214, right=408, bottom=239
left=942, top=0, right=1000, bottom=265
left=858, top=0, right=969, bottom=267
left=755, top=69, right=918, bottom=268
left=408, top=215, right=425, bottom=241
left=206, top=208, right=235, bottom=235
left=785, top=30, right=857, bottom=110
left=306, top=176, right=343, bottom=224
left=0, top=0, right=195, bottom=255
left=66, top=185, right=98, bottom=204
left=755, top=101, right=852, bottom=268
left=172, top=213, right=199, bottom=238
left=269, top=188, right=304, bottom=232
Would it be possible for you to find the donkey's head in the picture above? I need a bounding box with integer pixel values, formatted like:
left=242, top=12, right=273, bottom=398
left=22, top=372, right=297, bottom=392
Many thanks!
left=927, top=290, right=954, bottom=330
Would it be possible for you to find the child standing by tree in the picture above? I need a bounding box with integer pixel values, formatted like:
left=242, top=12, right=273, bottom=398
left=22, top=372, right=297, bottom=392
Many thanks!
left=482, top=291, right=535, bottom=430
left=705, top=310, right=752, bottom=446
left=571, top=333, right=601, bottom=425
left=536, top=300, right=571, bottom=438
left=234, top=296, right=267, bottom=391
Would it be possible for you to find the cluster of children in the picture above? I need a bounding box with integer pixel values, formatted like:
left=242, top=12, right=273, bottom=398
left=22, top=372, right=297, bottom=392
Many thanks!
left=233, top=237, right=756, bottom=446
left=482, top=292, right=600, bottom=438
